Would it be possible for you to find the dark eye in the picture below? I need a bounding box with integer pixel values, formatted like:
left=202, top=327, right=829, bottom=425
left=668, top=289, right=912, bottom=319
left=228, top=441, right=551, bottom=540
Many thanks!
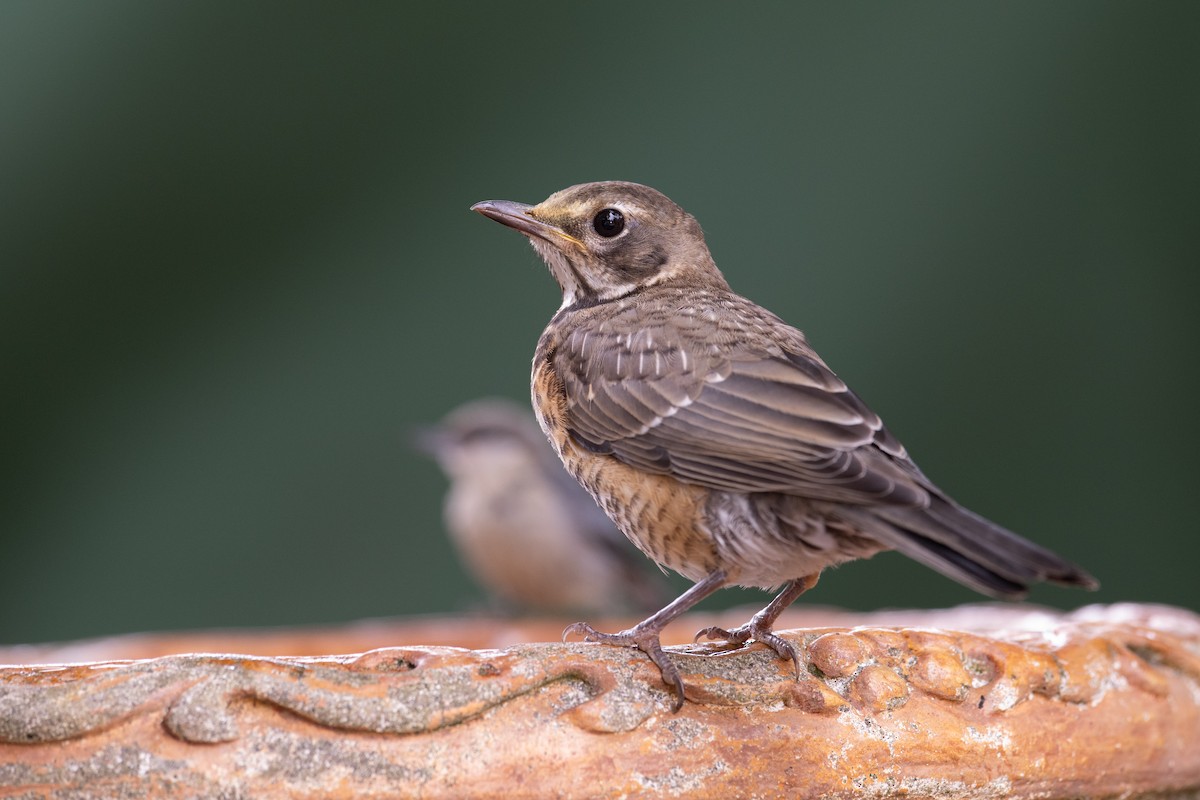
left=592, top=208, right=625, bottom=237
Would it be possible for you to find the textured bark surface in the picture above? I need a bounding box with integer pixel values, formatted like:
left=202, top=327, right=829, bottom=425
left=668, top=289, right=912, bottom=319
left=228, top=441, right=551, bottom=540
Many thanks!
left=1, top=603, right=1198, bottom=799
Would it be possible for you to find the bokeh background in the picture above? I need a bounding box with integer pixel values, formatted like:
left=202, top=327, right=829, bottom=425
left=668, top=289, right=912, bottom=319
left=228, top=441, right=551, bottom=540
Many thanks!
left=2, top=2, right=1196, bottom=644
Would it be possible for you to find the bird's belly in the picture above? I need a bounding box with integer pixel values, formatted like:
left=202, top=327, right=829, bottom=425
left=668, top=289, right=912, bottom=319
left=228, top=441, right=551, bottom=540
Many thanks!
left=565, top=441, right=719, bottom=582
left=445, top=478, right=628, bottom=612
left=531, top=372, right=719, bottom=582
left=702, top=491, right=889, bottom=588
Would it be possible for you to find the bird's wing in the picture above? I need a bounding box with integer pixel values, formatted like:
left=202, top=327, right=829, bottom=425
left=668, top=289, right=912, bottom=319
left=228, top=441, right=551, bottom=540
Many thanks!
left=554, top=304, right=930, bottom=507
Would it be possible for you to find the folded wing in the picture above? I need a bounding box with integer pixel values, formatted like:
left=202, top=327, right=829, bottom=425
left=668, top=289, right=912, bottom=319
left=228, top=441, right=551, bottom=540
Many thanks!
left=556, top=311, right=930, bottom=508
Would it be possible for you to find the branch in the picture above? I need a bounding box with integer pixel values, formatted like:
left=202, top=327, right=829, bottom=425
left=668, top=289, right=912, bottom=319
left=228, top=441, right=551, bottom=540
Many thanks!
left=1, top=604, right=1198, bottom=798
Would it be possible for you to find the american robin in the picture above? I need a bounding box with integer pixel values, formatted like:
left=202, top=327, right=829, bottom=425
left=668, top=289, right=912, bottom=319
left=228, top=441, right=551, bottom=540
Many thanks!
left=471, top=181, right=1097, bottom=708
left=417, top=398, right=668, bottom=614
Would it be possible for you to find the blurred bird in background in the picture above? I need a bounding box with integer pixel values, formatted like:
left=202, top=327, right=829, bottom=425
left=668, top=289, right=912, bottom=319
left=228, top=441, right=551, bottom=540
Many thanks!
left=417, top=399, right=669, bottom=615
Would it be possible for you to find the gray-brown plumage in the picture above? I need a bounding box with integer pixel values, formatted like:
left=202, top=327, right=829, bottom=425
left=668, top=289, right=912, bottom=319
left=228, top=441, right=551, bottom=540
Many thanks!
left=471, top=181, right=1097, bottom=709
left=417, top=399, right=668, bottom=614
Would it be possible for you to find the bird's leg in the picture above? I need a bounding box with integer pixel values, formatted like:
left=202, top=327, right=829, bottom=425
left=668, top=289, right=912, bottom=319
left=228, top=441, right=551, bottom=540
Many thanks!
left=563, top=569, right=728, bottom=710
left=693, top=573, right=820, bottom=677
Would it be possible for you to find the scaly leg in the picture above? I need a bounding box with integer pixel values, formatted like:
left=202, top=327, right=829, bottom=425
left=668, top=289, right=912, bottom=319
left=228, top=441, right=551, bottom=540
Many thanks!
left=693, top=573, right=820, bottom=677
left=564, top=569, right=728, bottom=710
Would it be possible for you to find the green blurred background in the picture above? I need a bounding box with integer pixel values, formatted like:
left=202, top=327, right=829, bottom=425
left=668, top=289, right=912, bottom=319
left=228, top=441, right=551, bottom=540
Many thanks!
left=2, top=2, right=1196, bottom=644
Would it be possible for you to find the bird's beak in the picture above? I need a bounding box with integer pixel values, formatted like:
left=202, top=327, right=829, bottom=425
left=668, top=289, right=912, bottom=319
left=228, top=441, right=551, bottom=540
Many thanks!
left=470, top=200, right=582, bottom=248
left=410, top=425, right=450, bottom=457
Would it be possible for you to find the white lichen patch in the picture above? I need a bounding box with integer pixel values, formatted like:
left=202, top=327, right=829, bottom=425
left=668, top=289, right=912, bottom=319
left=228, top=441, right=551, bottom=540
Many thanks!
left=964, top=724, right=1012, bottom=753
left=836, top=708, right=898, bottom=753
left=985, top=680, right=1022, bottom=712
left=822, top=674, right=854, bottom=697
left=1187, top=675, right=1200, bottom=707
left=1090, top=668, right=1131, bottom=706
left=546, top=678, right=595, bottom=716
left=650, top=716, right=716, bottom=751
left=961, top=655, right=994, bottom=689
left=851, top=775, right=1014, bottom=800
left=632, top=760, right=728, bottom=796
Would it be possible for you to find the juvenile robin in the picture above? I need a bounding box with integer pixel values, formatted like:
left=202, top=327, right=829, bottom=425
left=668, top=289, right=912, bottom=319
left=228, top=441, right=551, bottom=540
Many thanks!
left=417, top=398, right=668, bottom=614
left=471, top=181, right=1097, bottom=708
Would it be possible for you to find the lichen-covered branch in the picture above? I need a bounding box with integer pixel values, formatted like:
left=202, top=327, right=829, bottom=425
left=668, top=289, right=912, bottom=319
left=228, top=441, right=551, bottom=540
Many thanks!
left=1, top=604, right=1198, bottom=798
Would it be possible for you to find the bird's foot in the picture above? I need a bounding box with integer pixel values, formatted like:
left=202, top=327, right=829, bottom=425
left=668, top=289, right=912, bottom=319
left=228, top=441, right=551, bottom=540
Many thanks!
left=693, top=622, right=801, bottom=678
left=563, top=621, right=686, bottom=711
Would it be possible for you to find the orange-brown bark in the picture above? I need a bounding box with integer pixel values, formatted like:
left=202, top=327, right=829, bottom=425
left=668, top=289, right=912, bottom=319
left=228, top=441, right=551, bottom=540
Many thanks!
left=1, top=604, right=1197, bottom=799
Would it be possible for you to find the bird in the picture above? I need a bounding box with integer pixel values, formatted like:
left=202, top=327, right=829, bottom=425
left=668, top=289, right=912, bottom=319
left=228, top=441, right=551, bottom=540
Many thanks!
left=470, top=181, right=1098, bottom=709
left=416, top=398, right=669, bottom=615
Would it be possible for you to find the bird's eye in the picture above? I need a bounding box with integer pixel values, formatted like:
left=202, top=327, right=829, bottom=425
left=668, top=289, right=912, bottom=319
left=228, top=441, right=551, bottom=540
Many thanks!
left=592, top=208, right=625, bottom=237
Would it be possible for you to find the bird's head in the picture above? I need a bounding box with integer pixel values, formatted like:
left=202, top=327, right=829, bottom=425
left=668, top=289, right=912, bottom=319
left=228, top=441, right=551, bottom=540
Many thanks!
left=414, top=399, right=549, bottom=480
left=472, top=181, right=727, bottom=308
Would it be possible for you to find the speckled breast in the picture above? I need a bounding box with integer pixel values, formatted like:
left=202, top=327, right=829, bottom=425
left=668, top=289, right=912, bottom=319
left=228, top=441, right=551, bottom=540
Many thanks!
left=530, top=343, right=720, bottom=583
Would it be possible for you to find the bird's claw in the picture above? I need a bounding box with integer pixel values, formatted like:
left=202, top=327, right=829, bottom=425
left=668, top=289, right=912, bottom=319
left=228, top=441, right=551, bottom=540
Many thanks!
left=693, top=624, right=750, bottom=646
left=562, top=621, right=606, bottom=644
left=562, top=621, right=686, bottom=711
left=694, top=622, right=802, bottom=679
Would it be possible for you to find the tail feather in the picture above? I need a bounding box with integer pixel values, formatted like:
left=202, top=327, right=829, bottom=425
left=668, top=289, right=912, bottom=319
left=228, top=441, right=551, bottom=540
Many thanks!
left=839, top=497, right=1098, bottom=600
left=886, top=526, right=1030, bottom=600
left=921, top=500, right=1097, bottom=588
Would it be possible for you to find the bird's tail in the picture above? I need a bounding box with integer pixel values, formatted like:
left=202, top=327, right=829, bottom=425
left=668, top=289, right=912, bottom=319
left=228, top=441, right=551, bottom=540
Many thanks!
left=838, top=497, right=1099, bottom=600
